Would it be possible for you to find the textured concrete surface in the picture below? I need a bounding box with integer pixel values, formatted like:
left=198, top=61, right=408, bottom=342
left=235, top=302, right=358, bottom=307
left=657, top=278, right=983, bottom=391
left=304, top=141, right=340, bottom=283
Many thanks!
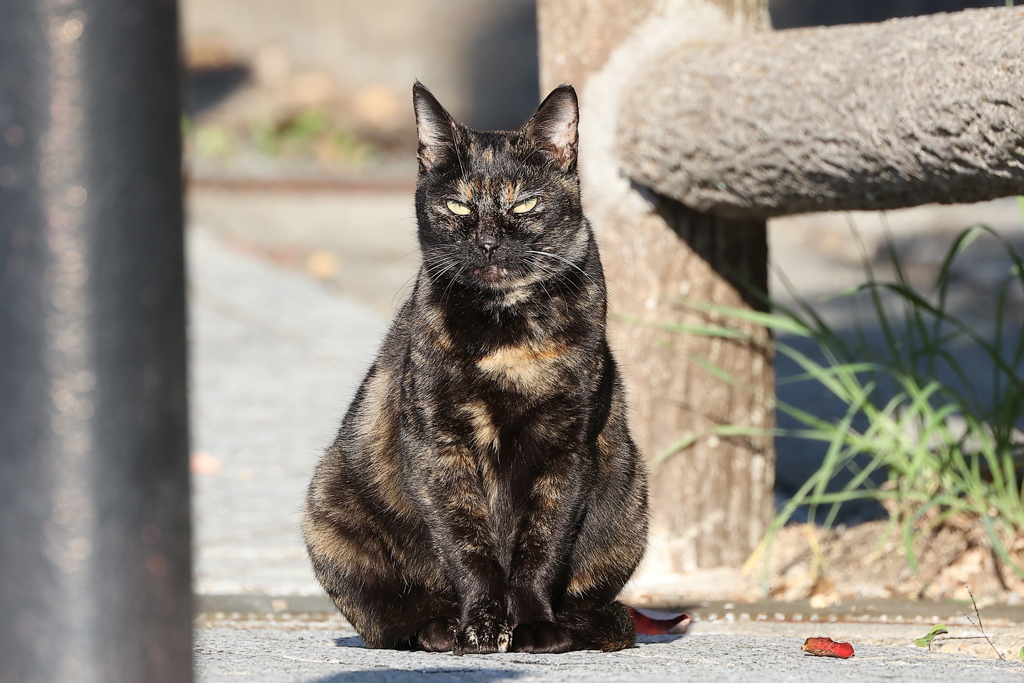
left=187, top=188, right=419, bottom=316
left=195, top=626, right=1024, bottom=682
left=188, top=226, right=387, bottom=595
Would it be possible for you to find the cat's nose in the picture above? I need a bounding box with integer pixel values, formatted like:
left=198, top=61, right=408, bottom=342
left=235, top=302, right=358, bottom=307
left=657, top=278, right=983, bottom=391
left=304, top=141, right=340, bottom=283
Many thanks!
left=475, top=234, right=499, bottom=258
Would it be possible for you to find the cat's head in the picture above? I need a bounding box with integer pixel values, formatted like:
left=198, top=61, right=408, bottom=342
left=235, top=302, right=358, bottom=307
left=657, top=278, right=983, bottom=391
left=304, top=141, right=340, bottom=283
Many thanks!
left=412, top=82, right=589, bottom=294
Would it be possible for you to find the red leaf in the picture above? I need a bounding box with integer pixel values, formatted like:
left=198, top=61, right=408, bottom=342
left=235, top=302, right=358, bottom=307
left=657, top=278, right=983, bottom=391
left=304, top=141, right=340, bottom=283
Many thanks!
left=629, top=607, right=691, bottom=635
left=802, top=637, right=855, bottom=658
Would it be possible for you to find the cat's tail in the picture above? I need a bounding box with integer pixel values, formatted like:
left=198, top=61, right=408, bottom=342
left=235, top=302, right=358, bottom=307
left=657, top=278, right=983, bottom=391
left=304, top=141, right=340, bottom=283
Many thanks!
left=628, top=606, right=691, bottom=635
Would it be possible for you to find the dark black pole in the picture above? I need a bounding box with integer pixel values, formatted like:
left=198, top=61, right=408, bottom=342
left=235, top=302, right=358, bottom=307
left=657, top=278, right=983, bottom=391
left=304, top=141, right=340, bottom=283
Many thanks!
left=0, top=1, right=192, bottom=682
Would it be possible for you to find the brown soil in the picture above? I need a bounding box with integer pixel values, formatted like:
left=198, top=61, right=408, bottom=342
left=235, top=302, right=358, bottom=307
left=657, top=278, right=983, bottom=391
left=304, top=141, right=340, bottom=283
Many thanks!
left=763, top=519, right=1024, bottom=606
left=626, top=518, right=1024, bottom=609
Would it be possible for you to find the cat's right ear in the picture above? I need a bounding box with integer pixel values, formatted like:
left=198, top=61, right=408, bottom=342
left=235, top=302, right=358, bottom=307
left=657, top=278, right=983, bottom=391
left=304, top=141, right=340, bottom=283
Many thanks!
left=524, top=85, right=579, bottom=172
left=413, top=82, right=458, bottom=172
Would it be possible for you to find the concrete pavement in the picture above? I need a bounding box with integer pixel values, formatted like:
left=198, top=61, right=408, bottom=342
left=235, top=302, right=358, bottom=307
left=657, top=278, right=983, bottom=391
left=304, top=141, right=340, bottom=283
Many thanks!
left=189, top=226, right=387, bottom=595
left=195, top=626, right=1024, bottom=682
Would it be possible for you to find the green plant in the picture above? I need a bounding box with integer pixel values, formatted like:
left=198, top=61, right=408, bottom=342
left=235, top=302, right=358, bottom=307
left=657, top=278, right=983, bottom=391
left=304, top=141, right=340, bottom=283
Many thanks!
left=651, top=209, right=1024, bottom=578
left=914, top=589, right=1009, bottom=659
left=253, top=109, right=375, bottom=163
left=914, top=624, right=948, bottom=649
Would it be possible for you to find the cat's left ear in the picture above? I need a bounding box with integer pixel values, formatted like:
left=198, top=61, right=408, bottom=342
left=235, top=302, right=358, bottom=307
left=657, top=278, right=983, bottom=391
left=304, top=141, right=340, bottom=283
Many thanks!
left=413, top=81, right=458, bottom=172
left=524, top=85, right=579, bottom=172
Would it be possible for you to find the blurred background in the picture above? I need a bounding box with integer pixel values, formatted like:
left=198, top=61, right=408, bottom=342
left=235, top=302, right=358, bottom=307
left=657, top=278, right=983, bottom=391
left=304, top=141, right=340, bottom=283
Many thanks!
left=182, top=0, right=1020, bottom=603
left=181, top=0, right=1007, bottom=182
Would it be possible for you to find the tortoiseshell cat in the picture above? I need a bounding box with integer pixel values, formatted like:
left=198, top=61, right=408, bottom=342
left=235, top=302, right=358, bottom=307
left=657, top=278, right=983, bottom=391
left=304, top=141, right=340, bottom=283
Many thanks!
left=302, top=83, right=648, bottom=654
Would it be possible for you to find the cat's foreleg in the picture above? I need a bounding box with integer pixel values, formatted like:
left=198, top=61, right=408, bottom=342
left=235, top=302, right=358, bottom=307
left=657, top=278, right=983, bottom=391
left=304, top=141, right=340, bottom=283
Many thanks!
left=418, top=445, right=513, bottom=654
left=552, top=432, right=648, bottom=652
left=506, top=454, right=587, bottom=654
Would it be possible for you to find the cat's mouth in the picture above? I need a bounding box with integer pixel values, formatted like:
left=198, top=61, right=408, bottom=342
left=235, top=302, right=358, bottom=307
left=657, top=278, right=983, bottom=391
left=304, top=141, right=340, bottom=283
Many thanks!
left=473, top=265, right=507, bottom=284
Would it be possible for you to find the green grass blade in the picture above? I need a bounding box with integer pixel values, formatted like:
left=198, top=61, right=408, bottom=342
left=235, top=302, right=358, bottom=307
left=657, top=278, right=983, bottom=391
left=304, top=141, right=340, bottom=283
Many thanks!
left=915, top=624, right=948, bottom=648
left=675, top=298, right=813, bottom=337
left=652, top=433, right=698, bottom=467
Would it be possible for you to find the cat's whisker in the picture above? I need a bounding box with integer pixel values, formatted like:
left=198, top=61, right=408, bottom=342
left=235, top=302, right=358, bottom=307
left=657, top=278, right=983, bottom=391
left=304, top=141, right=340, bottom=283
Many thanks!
left=424, top=259, right=457, bottom=274
left=424, top=269, right=451, bottom=288
left=536, top=276, right=559, bottom=310
left=527, top=250, right=597, bottom=287
left=528, top=258, right=559, bottom=287
left=422, top=247, right=459, bottom=262
left=425, top=262, right=458, bottom=277
left=391, top=271, right=422, bottom=309
left=420, top=255, right=459, bottom=283
left=552, top=272, right=582, bottom=298
left=391, top=249, right=426, bottom=265
left=530, top=265, right=572, bottom=310
left=423, top=255, right=459, bottom=271
left=423, top=243, right=460, bottom=251
left=441, top=265, right=467, bottom=304
left=422, top=257, right=451, bottom=271
left=543, top=260, right=582, bottom=292
left=424, top=260, right=462, bottom=288
left=420, top=245, right=460, bottom=259
left=428, top=271, right=458, bottom=289
left=529, top=256, right=583, bottom=297
left=420, top=249, right=460, bottom=268
left=452, top=131, right=468, bottom=180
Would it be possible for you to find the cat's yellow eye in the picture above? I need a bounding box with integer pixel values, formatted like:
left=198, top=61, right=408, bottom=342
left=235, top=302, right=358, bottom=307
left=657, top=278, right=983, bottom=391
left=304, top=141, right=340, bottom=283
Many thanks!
left=512, top=197, right=538, bottom=214
left=446, top=200, right=471, bottom=216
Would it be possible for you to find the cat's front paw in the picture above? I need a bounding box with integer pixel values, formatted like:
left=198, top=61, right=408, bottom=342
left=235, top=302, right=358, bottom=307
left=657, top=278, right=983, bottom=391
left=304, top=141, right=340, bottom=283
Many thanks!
left=510, top=621, right=572, bottom=653
left=453, top=601, right=512, bottom=655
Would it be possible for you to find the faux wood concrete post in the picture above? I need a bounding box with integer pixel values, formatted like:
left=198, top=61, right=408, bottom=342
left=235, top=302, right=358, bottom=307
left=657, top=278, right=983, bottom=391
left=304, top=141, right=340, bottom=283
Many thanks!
left=619, top=8, right=1024, bottom=218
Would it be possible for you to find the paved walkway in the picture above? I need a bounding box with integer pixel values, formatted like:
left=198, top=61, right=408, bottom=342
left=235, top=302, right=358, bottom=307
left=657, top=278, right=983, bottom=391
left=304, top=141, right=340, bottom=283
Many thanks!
left=196, top=626, right=1024, bottom=683
left=189, top=227, right=386, bottom=595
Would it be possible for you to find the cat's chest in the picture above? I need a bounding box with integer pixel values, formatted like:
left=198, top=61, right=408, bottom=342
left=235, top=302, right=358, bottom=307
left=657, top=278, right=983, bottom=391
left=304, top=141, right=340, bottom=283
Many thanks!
left=410, top=301, right=599, bottom=450
left=456, top=338, right=594, bottom=459
left=418, top=300, right=592, bottom=395
left=473, top=337, right=581, bottom=396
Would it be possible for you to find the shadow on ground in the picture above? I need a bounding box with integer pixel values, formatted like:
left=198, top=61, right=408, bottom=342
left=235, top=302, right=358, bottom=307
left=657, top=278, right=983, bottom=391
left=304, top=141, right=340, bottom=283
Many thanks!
left=309, top=669, right=526, bottom=682
left=334, top=636, right=364, bottom=648
left=334, top=633, right=685, bottom=649
left=635, top=634, right=685, bottom=645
